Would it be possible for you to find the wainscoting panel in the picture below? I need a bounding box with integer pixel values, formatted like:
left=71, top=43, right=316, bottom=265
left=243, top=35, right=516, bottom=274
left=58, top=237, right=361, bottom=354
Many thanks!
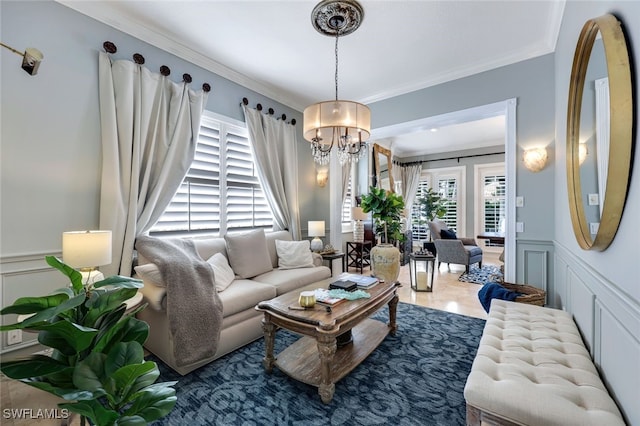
left=554, top=243, right=640, bottom=425
left=567, top=268, right=595, bottom=353
left=0, top=252, right=66, bottom=354
left=515, top=240, right=554, bottom=296
left=595, top=300, right=640, bottom=424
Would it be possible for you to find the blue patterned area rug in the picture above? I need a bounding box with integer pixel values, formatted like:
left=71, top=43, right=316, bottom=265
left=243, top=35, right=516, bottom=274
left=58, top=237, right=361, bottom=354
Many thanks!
left=458, top=265, right=503, bottom=285
left=150, top=303, right=485, bottom=426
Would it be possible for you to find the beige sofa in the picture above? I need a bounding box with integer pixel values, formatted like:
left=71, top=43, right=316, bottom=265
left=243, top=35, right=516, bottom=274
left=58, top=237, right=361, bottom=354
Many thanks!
left=135, top=230, right=332, bottom=375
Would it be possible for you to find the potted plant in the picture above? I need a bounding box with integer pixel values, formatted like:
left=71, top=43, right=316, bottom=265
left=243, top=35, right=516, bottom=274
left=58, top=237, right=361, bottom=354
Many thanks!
left=360, top=186, right=406, bottom=283
left=0, top=256, right=177, bottom=426
left=413, top=187, right=448, bottom=255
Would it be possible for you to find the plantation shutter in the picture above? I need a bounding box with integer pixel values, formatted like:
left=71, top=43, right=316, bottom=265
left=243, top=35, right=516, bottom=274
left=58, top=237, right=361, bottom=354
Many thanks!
left=483, top=174, right=506, bottom=239
left=410, top=180, right=431, bottom=241
left=438, top=177, right=458, bottom=232
left=341, top=175, right=353, bottom=225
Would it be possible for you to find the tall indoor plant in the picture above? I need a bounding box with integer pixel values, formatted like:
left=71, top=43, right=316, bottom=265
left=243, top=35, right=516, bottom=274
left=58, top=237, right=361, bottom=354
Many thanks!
left=360, top=186, right=406, bottom=283
left=0, top=256, right=177, bottom=426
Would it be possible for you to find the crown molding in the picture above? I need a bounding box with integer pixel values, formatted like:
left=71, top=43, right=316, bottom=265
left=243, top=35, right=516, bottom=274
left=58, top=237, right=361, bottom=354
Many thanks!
left=55, top=0, right=307, bottom=111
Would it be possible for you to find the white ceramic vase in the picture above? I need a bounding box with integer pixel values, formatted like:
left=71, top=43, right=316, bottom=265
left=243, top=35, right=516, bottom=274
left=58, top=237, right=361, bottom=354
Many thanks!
left=370, top=243, right=400, bottom=284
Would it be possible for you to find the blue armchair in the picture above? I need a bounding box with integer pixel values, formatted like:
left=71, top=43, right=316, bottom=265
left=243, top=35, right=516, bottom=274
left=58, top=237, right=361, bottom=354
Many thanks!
left=428, top=219, right=483, bottom=273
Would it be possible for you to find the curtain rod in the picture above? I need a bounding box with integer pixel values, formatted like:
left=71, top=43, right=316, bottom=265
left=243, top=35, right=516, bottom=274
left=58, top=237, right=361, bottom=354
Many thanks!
left=394, top=151, right=505, bottom=166
left=241, top=97, right=296, bottom=125
left=102, top=41, right=211, bottom=92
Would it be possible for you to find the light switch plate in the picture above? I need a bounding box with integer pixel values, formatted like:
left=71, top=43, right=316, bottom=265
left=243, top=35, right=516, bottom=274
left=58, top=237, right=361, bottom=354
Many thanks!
left=590, top=222, right=599, bottom=234
left=588, top=193, right=599, bottom=206
left=516, top=196, right=524, bottom=207
left=516, top=222, right=524, bottom=233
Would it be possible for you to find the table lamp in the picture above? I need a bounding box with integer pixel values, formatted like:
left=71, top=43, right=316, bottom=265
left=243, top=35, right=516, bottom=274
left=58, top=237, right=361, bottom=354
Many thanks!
left=62, top=230, right=112, bottom=284
left=308, top=221, right=325, bottom=252
left=352, top=206, right=368, bottom=242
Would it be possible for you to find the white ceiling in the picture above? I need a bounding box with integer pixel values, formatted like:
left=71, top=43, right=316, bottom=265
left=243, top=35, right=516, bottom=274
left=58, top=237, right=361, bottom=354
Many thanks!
left=58, top=0, right=565, bottom=156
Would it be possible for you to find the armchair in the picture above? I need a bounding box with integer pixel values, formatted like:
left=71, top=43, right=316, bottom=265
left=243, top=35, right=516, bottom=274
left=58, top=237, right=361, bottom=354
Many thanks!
left=428, top=219, right=483, bottom=273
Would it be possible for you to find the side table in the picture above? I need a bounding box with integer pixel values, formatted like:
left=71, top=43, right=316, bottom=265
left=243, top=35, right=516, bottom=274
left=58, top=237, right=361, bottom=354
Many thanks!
left=346, top=241, right=372, bottom=273
left=320, top=252, right=346, bottom=276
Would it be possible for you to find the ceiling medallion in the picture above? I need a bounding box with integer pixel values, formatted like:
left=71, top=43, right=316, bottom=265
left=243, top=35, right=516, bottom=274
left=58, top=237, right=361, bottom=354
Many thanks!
left=311, top=0, right=364, bottom=37
left=304, top=0, right=370, bottom=166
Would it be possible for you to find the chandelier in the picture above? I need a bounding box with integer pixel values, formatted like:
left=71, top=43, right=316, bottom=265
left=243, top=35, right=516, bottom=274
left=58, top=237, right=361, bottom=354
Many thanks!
left=303, top=0, right=371, bottom=166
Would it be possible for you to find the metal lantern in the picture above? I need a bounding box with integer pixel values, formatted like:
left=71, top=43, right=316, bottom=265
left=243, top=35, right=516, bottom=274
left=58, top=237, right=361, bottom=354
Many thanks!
left=409, top=252, right=435, bottom=292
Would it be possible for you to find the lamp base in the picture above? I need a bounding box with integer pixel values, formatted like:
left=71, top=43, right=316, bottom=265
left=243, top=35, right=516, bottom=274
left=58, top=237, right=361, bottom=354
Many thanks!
left=79, top=269, right=104, bottom=285
left=353, top=220, right=364, bottom=242
left=310, top=237, right=324, bottom=252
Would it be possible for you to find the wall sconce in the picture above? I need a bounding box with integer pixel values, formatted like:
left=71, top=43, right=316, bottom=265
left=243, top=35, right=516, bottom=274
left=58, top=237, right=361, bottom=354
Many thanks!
left=316, top=165, right=329, bottom=187
left=579, top=143, right=588, bottom=165
left=523, top=147, right=548, bottom=172
left=1, top=42, right=43, bottom=76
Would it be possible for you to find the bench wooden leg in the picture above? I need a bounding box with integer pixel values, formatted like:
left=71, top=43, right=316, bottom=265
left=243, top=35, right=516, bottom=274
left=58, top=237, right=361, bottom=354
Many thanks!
left=466, top=404, right=481, bottom=426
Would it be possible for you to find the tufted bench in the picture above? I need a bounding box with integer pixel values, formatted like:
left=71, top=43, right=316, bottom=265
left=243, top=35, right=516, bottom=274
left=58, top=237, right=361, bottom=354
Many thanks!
left=464, top=300, right=625, bottom=426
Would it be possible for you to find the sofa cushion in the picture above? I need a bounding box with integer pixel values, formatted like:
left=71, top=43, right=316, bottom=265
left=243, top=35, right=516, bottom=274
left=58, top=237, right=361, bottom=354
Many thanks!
left=253, top=266, right=331, bottom=296
left=217, top=279, right=276, bottom=318
left=440, top=228, right=457, bottom=239
left=225, top=229, right=273, bottom=278
left=265, top=230, right=292, bottom=268
left=275, top=239, right=314, bottom=269
left=134, top=263, right=164, bottom=287
left=206, top=253, right=235, bottom=292
left=465, top=245, right=483, bottom=257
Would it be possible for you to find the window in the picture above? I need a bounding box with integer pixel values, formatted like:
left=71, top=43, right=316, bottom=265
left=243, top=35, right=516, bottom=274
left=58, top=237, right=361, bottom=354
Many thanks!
left=438, top=177, right=459, bottom=232
left=151, top=112, right=273, bottom=236
left=410, top=179, right=432, bottom=241
left=341, top=173, right=353, bottom=225
left=475, top=163, right=505, bottom=250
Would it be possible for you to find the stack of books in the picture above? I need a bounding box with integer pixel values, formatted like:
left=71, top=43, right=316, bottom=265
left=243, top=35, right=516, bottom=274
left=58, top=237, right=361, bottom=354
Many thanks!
left=340, top=274, right=379, bottom=289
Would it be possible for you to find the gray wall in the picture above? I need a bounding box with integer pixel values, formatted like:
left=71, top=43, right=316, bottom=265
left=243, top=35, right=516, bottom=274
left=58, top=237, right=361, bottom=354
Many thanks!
left=367, top=51, right=556, bottom=288
left=0, top=0, right=327, bottom=350
left=553, top=2, right=640, bottom=424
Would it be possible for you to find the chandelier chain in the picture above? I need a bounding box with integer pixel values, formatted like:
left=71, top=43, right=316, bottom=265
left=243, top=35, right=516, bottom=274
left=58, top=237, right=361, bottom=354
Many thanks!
left=335, top=31, right=339, bottom=101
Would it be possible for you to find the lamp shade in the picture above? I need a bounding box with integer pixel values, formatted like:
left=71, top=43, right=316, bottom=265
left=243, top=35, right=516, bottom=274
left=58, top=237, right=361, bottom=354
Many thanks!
left=303, top=100, right=371, bottom=145
left=352, top=206, right=368, bottom=221
left=308, top=221, right=326, bottom=237
left=63, top=230, right=112, bottom=269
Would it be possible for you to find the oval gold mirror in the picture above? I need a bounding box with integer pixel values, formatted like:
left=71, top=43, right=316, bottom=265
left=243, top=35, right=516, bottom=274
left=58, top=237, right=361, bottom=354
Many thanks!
left=566, top=14, right=633, bottom=251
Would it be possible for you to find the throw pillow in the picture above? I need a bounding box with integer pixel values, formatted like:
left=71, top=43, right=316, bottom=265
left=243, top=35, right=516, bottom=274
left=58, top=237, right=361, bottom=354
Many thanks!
left=275, top=239, right=314, bottom=270
left=133, top=263, right=165, bottom=287
left=224, top=229, right=273, bottom=278
left=440, top=229, right=457, bottom=239
left=206, top=253, right=235, bottom=292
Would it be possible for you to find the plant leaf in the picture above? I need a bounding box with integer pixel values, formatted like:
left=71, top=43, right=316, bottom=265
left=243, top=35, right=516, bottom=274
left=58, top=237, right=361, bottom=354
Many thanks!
left=58, top=400, right=119, bottom=426
left=111, top=361, right=157, bottom=405
left=93, top=275, right=143, bottom=290
left=93, top=316, right=149, bottom=355
left=0, top=355, right=67, bottom=379
left=105, top=342, right=144, bottom=377
left=37, top=321, right=98, bottom=355
left=0, top=293, right=70, bottom=316
left=73, top=352, right=107, bottom=395
left=124, top=382, right=177, bottom=422
left=83, top=288, right=138, bottom=326
left=46, top=256, right=84, bottom=293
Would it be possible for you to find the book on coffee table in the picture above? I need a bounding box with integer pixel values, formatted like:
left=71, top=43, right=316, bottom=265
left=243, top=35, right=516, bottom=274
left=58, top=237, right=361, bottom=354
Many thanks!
left=329, top=280, right=358, bottom=292
left=314, top=289, right=346, bottom=305
left=342, top=274, right=379, bottom=289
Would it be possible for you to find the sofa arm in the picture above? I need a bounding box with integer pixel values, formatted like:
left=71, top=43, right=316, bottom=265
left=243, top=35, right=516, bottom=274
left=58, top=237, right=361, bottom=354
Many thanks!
left=312, top=252, right=323, bottom=267
left=459, top=237, right=478, bottom=246
left=137, top=276, right=167, bottom=311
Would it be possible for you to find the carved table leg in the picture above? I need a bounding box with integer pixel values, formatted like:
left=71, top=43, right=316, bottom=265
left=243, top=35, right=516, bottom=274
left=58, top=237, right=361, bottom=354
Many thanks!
left=317, top=334, right=337, bottom=404
left=262, top=314, right=276, bottom=373
left=388, top=293, right=399, bottom=336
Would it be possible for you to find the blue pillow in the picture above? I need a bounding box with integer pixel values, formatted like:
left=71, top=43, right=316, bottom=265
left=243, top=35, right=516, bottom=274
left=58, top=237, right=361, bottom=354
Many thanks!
left=440, top=229, right=457, bottom=239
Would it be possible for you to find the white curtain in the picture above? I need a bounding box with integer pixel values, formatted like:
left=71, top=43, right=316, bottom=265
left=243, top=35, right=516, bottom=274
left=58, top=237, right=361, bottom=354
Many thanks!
left=98, top=52, right=207, bottom=276
left=242, top=105, right=301, bottom=239
left=341, top=162, right=351, bottom=203
left=394, top=163, right=422, bottom=228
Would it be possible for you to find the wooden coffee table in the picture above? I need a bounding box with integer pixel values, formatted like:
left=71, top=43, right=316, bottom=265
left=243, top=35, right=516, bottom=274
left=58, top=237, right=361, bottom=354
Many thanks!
left=256, top=278, right=400, bottom=404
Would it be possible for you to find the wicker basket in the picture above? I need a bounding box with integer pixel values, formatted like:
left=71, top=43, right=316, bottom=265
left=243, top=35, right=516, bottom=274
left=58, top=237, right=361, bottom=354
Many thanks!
left=500, top=282, right=546, bottom=306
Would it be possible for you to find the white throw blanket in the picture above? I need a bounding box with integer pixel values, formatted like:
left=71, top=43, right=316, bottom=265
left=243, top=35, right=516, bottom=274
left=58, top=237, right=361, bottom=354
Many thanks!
left=135, top=236, right=223, bottom=368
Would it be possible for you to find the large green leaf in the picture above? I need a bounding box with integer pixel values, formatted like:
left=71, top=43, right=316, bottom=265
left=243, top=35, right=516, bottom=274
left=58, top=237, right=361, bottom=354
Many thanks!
left=37, top=321, right=98, bottom=355
left=12, top=293, right=87, bottom=329
left=73, top=352, right=107, bottom=395
left=124, top=382, right=177, bottom=422
left=83, top=288, right=138, bottom=326
left=46, top=256, right=84, bottom=293
left=59, top=400, right=119, bottom=426
left=114, top=415, right=148, bottom=425
left=94, top=275, right=143, bottom=290
left=0, top=355, right=67, bottom=379
left=111, top=361, right=157, bottom=405
left=93, top=316, right=149, bottom=355
left=0, top=293, right=69, bottom=315
left=24, top=378, right=94, bottom=401
left=105, top=342, right=144, bottom=377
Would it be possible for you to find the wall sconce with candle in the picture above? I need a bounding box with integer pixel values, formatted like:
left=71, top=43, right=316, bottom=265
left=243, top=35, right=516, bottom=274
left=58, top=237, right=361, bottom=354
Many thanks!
left=316, top=165, right=329, bottom=187
left=523, top=147, right=548, bottom=172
